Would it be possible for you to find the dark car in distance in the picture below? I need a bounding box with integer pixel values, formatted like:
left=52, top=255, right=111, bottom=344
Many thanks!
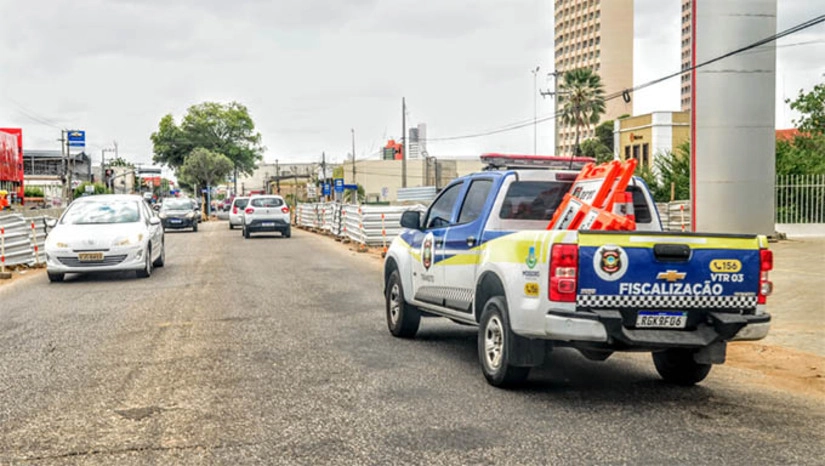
left=159, top=198, right=199, bottom=232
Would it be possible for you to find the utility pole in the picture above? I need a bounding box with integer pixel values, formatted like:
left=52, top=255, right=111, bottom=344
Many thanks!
left=65, top=132, right=74, bottom=201
left=275, top=159, right=280, bottom=194
left=351, top=128, right=356, bottom=184
left=101, top=147, right=116, bottom=187
left=531, top=66, right=541, bottom=155
left=59, top=130, right=67, bottom=201
left=401, top=97, right=407, bottom=188
left=321, top=151, right=327, bottom=202
left=233, top=165, right=238, bottom=197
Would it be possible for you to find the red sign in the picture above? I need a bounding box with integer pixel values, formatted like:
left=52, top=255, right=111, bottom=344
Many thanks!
left=0, top=128, right=24, bottom=200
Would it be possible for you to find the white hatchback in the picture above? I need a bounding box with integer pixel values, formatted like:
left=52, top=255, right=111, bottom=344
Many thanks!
left=228, top=197, right=250, bottom=230
left=242, top=195, right=291, bottom=238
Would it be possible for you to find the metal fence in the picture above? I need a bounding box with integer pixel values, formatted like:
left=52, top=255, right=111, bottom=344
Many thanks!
left=775, top=174, right=825, bottom=224
left=656, top=201, right=692, bottom=232
left=0, top=214, right=51, bottom=268
left=397, top=187, right=437, bottom=203
left=296, top=203, right=425, bottom=246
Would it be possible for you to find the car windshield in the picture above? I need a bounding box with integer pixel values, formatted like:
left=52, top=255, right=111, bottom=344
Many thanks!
left=233, top=199, right=249, bottom=209
left=499, top=181, right=571, bottom=221
left=162, top=199, right=194, bottom=211
left=251, top=197, right=283, bottom=208
left=61, top=200, right=141, bottom=225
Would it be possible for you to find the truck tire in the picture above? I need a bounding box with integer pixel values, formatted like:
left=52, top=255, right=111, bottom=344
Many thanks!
left=652, top=349, right=712, bottom=386
left=478, top=296, right=530, bottom=387
left=385, top=270, right=420, bottom=338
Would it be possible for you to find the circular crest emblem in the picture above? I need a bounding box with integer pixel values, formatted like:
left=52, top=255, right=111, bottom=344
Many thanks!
left=422, top=233, right=434, bottom=271
left=593, top=245, right=628, bottom=281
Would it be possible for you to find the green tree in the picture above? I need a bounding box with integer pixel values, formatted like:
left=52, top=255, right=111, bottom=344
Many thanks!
left=151, top=102, right=264, bottom=176
left=787, top=83, right=825, bottom=136
left=558, top=68, right=606, bottom=156
left=595, top=119, right=615, bottom=152
left=74, top=182, right=111, bottom=198
left=579, top=138, right=614, bottom=164
left=777, top=82, right=825, bottom=176
left=636, top=163, right=666, bottom=202
left=107, top=156, right=134, bottom=168
left=776, top=135, right=825, bottom=176
left=24, top=186, right=45, bottom=198
left=178, top=148, right=235, bottom=193
left=646, top=142, right=691, bottom=202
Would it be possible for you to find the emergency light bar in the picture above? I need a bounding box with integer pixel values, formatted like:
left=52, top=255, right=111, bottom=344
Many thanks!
left=480, top=153, right=595, bottom=171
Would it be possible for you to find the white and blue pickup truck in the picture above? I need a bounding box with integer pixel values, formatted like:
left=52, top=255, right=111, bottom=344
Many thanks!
left=383, top=161, right=773, bottom=387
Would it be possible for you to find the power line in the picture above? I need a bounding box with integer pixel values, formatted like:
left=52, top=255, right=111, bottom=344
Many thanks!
left=416, top=13, right=825, bottom=144
left=606, top=13, right=825, bottom=101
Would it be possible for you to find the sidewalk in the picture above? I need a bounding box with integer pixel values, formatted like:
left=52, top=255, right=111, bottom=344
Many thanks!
left=761, top=237, right=825, bottom=357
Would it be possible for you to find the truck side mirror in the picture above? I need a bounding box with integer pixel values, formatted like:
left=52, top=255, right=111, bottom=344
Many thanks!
left=400, top=211, right=422, bottom=230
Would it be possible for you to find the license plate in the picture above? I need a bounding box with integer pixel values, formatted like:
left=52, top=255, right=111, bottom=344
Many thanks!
left=262, top=222, right=275, bottom=227
left=636, top=311, right=687, bottom=329
left=78, top=252, right=104, bottom=262
left=171, top=219, right=182, bottom=223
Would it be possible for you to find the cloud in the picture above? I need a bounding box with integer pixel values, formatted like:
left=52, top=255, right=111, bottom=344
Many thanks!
left=0, top=0, right=821, bottom=167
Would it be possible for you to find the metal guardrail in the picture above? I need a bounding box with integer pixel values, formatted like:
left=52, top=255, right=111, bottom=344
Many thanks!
left=397, top=186, right=437, bottom=203
left=657, top=201, right=691, bottom=232
left=297, top=203, right=426, bottom=247
left=0, top=214, right=51, bottom=268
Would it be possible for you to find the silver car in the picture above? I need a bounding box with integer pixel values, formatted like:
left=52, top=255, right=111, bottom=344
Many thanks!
left=242, top=195, right=291, bottom=238
left=44, top=194, right=165, bottom=282
left=228, top=197, right=249, bottom=230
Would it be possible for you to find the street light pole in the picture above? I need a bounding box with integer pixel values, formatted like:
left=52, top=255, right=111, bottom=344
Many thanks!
left=531, top=66, right=541, bottom=155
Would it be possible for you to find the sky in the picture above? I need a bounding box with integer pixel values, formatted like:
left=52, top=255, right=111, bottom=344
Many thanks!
left=0, top=0, right=823, bottom=168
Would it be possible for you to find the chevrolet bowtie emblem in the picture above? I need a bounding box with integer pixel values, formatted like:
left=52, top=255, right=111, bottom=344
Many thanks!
left=657, top=270, right=686, bottom=282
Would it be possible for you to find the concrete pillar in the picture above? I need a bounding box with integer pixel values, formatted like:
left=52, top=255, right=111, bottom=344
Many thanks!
left=692, top=0, right=777, bottom=234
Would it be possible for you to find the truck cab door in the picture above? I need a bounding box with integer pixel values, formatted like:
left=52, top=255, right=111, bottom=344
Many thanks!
left=411, top=181, right=464, bottom=308
left=441, top=178, right=495, bottom=313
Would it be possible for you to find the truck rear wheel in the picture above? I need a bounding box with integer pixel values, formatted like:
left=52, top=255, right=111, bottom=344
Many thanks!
left=386, top=270, right=420, bottom=338
left=479, top=296, right=530, bottom=387
left=652, top=349, right=712, bottom=386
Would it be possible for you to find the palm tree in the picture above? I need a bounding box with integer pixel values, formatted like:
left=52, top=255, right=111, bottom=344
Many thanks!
left=558, top=68, right=606, bottom=156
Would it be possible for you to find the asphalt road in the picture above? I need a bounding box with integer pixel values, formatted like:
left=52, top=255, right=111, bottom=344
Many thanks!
left=0, top=222, right=823, bottom=465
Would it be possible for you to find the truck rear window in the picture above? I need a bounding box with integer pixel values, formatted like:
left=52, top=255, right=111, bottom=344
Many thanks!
left=627, top=185, right=653, bottom=223
left=499, top=181, right=571, bottom=220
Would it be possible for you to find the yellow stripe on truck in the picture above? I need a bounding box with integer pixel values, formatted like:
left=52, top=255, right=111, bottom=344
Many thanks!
left=461, top=231, right=570, bottom=265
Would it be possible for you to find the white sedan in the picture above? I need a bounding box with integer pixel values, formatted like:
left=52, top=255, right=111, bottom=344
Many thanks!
left=45, top=194, right=165, bottom=282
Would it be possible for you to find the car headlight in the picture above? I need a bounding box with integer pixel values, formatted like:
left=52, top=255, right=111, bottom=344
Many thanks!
left=113, top=236, right=132, bottom=246
left=186, top=212, right=195, bottom=218
left=159, top=213, right=167, bottom=219
left=48, top=240, right=69, bottom=249
left=113, top=234, right=143, bottom=247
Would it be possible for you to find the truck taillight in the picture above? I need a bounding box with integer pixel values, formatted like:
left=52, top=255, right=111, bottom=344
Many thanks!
left=232, top=206, right=238, bottom=214
left=281, top=206, right=290, bottom=214
left=245, top=207, right=255, bottom=214
left=550, top=244, right=578, bottom=302
left=758, top=249, right=773, bottom=305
